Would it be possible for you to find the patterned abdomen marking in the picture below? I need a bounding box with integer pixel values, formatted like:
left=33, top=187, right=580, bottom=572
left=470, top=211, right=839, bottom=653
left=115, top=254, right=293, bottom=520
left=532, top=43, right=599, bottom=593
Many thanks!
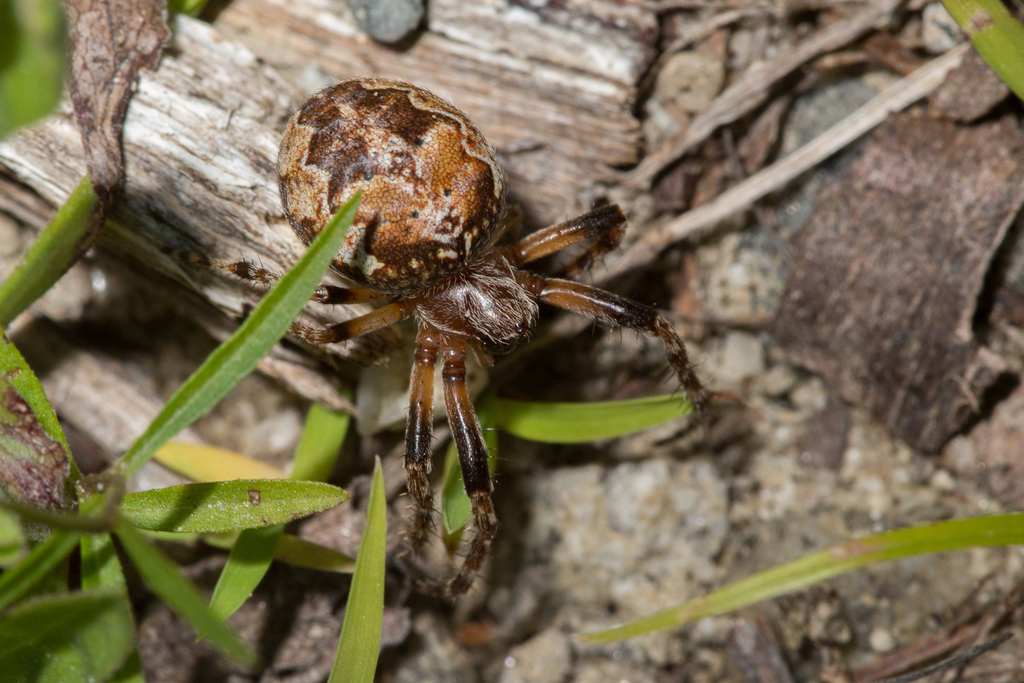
left=278, top=78, right=506, bottom=294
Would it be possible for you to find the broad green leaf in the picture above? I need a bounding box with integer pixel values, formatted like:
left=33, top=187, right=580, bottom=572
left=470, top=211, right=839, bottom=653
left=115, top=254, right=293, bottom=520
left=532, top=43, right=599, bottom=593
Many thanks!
left=114, top=520, right=256, bottom=667
left=0, top=506, right=26, bottom=566
left=154, top=443, right=287, bottom=482
left=291, top=401, right=351, bottom=483
left=0, top=0, right=65, bottom=138
left=79, top=533, right=144, bottom=683
left=328, top=458, right=386, bottom=683
left=0, top=332, right=77, bottom=507
left=0, top=178, right=100, bottom=330
left=441, top=405, right=497, bottom=537
left=205, top=524, right=283, bottom=632
left=0, top=529, right=79, bottom=611
left=486, top=393, right=693, bottom=444
left=119, top=479, right=349, bottom=533
left=206, top=398, right=351, bottom=629
left=582, top=512, right=1024, bottom=643
left=0, top=589, right=134, bottom=683
left=115, top=194, right=361, bottom=479
left=944, top=0, right=1024, bottom=101
left=274, top=533, right=355, bottom=573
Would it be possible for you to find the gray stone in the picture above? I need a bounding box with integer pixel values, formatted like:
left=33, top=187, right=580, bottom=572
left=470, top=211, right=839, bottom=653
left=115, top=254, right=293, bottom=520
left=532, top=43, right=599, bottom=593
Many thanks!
left=346, top=0, right=424, bottom=44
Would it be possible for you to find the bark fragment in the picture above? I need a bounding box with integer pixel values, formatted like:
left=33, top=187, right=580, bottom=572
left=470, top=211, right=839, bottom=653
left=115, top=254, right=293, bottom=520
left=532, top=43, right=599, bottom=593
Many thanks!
left=64, top=0, right=169, bottom=199
left=774, top=114, right=1024, bottom=451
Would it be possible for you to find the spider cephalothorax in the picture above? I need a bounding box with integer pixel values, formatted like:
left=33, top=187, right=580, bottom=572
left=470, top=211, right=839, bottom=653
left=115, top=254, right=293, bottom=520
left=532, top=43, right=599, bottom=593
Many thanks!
left=213, top=78, right=708, bottom=594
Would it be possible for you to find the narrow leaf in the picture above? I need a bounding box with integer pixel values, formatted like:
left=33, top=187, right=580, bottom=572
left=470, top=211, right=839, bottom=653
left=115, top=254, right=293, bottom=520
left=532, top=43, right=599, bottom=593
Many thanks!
left=143, top=529, right=356, bottom=573
left=441, top=405, right=497, bottom=537
left=205, top=524, right=283, bottom=631
left=114, top=520, right=257, bottom=667
left=0, top=529, right=79, bottom=612
left=119, top=479, right=349, bottom=533
left=115, top=194, right=361, bottom=478
left=274, top=533, right=355, bottom=574
left=154, top=443, right=287, bottom=482
left=291, top=401, right=350, bottom=483
left=0, top=177, right=100, bottom=330
left=0, top=590, right=134, bottom=683
left=582, top=512, right=1024, bottom=642
left=328, top=457, right=386, bottom=683
left=944, top=0, right=1024, bottom=100
left=487, top=394, right=693, bottom=444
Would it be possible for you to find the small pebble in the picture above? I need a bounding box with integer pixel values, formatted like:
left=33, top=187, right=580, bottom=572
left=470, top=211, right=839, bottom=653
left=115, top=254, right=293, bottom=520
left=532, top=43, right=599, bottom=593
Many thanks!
left=716, top=331, right=765, bottom=390
left=656, top=51, right=725, bottom=114
left=869, top=627, right=895, bottom=653
left=930, top=469, right=955, bottom=491
left=921, top=3, right=964, bottom=54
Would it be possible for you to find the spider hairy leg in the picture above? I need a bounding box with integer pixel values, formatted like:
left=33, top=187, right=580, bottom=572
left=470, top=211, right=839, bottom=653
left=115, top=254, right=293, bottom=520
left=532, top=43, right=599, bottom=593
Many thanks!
left=441, top=337, right=498, bottom=595
left=503, top=205, right=626, bottom=270
left=405, top=326, right=442, bottom=551
left=170, top=249, right=383, bottom=304
left=289, top=300, right=414, bottom=344
left=517, top=273, right=708, bottom=416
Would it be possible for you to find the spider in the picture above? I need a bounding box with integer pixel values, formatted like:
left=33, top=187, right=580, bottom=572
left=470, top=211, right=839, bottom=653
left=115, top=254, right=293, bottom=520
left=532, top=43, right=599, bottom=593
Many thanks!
left=199, top=78, right=708, bottom=594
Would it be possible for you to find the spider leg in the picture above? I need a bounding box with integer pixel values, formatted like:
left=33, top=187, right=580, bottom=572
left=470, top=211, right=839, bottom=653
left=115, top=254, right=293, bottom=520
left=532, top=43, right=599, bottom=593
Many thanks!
left=502, top=205, right=626, bottom=274
left=171, top=250, right=383, bottom=304
left=289, top=300, right=414, bottom=344
left=441, top=337, right=497, bottom=595
left=405, top=325, right=442, bottom=551
left=517, top=272, right=708, bottom=416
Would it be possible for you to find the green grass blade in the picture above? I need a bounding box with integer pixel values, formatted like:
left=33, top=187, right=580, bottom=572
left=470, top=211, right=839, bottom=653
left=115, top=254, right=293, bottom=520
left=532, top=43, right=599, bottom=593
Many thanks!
left=291, top=401, right=351, bottom=483
left=328, top=457, right=386, bottom=683
left=0, top=589, right=134, bottom=683
left=441, top=405, right=497, bottom=537
left=0, top=0, right=65, bottom=138
left=114, top=520, right=257, bottom=667
left=205, top=524, right=283, bottom=632
left=119, top=479, right=349, bottom=533
left=582, top=512, right=1024, bottom=642
left=0, top=177, right=100, bottom=329
left=115, top=194, right=361, bottom=479
left=487, top=393, right=693, bottom=444
left=0, top=529, right=79, bottom=611
left=274, top=533, right=356, bottom=573
left=944, top=0, right=1024, bottom=100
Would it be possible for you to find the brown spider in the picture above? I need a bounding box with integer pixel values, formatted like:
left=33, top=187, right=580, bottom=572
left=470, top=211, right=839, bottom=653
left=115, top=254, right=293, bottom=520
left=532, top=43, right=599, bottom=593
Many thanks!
left=201, top=78, right=707, bottom=594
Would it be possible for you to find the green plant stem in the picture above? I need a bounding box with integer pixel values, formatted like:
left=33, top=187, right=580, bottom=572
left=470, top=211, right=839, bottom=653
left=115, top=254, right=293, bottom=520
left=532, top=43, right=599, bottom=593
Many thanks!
left=0, top=176, right=100, bottom=328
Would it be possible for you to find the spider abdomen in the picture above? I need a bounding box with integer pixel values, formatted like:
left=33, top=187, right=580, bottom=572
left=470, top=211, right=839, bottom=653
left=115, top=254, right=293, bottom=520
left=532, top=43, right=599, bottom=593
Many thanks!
left=278, top=78, right=506, bottom=295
